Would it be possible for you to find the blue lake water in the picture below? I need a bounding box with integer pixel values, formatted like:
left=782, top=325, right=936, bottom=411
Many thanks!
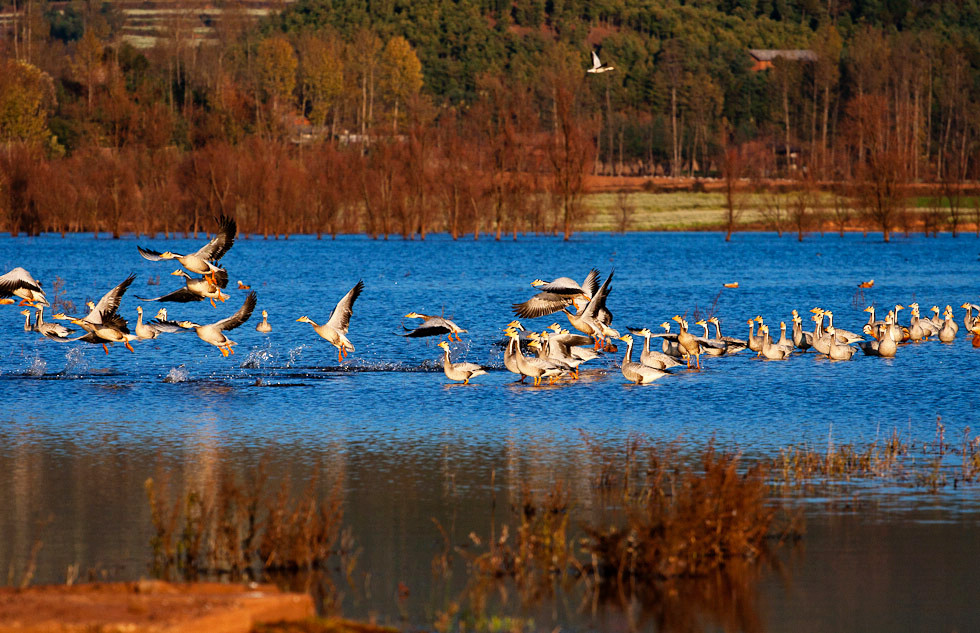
left=2, top=231, right=980, bottom=631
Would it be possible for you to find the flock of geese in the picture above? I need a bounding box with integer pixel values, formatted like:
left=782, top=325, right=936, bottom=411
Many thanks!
left=3, top=220, right=980, bottom=384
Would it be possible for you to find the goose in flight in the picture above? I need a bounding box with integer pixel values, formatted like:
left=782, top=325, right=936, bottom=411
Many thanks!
left=437, top=341, right=486, bottom=384
left=134, top=306, right=186, bottom=340
left=178, top=291, right=257, bottom=356
left=402, top=312, right=467, bottom=342
left=137, top=215, right=236, bottom=284
left=137, top=269, right=229, bottom=307
left=0, top=267, right=48, bottom=307
left=512, top=268, right=599, bottom=319
left=67, top=274, right=137, bottom=353
left=587, top=50, right=614, bottom=74
left=297, top=280, right=365, bottom=363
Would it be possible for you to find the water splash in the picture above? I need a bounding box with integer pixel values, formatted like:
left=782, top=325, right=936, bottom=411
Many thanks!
left=164, top=365, right=189, bottom=383
left=285, top=345, right=307, bottom=368
left=240, top=346, right=274, bottom=369
left=25, top=355, right=47, bottom=376
left=61, top=348, right=87, bottom=376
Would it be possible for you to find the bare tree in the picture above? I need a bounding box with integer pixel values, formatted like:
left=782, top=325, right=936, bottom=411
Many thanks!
left=720, top=144, right=747, bottom=241
left=615, top=190, right=633, bottom=233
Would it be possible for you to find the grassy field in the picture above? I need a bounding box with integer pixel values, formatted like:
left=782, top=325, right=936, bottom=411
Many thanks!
left=582, top=192, right=778, bottom=231
left=579, top=191, right=980, bottom=232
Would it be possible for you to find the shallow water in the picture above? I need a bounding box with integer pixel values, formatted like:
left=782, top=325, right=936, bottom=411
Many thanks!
left=2, top=231, right=979, bottom=631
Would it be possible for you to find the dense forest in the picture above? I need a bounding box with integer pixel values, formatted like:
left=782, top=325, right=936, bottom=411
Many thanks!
left=1, top=0, right=979, bottom=239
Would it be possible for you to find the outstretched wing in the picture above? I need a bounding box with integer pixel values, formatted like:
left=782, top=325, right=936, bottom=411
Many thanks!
left=533, top=277, right=585, bottom=295
left=512, top=293, right=573, bottom=319
left=402, top=320, right=451, bottom=337
left=193, top=215, right=237, bottom=263
left=136, top=287, right=206, bottom=303
left=580, top=269, right=613, bottom=319
left=581, top=268, right=600, bottom=299
left=326, top=280, right=364, bottom=334
left=137, top=246, right=168, bottom=261
left=591, top=50, right=601, bottom=69
left=213, top=291, right=256, bottom=332
left=84, top=274, right=136, bottom=324
left=145, top=319, right=186, bottom=334
left=0, top=267, right=47, bottom=304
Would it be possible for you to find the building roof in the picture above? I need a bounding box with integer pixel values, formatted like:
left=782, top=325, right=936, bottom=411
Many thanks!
left=748, top=49, right=817, bottom=62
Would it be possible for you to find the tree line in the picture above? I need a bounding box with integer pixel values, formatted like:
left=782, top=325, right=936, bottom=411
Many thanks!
left=1, top=0, right=979, bottom=239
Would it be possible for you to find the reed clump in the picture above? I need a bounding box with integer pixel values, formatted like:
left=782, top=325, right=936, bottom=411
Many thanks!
left=582, top=445, right=777, bottom=582
left=144, top=462, right=349, bottom=583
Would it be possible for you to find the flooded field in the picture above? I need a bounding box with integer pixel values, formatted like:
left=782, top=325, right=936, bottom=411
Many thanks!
left=2, top=231, right=979, bottom=632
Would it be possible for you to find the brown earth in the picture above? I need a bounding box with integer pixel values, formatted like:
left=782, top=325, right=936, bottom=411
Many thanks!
left=0, top=580, right=314, bottom=633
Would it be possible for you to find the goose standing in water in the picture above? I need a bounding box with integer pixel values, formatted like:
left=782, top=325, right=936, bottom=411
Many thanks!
left=256, top=310, right=272, bottom=333
left=858, top=315, right=898, bottom=357
left=656, top=321, right=684, bottom=358
left=627, top=328, right=682, bottom=369
left=137, top=215, right=237, bottom=285
left=402, top=312, right=467, bottom=342
left=671, top=315, right=702, bottom=370
left=178, top=291, right=256, bottom=357
left=825, top=326, right=857, bottom=361
left=437, top=341, right=486, bottom=384
left=708, top=317, right=748, bottom=354
left=961, top=303, right=979, bottom=332
left=938, top=310, right=957, bottom=343
left=746, top=317, right=768, bottom=353
left=503, top=326, right=528, bottom=382
left=0, top=267, right=48, bottom=307
left=942, top=306, right=959, bottom=335
left=759, top=325, right=791, bottom=360
left=823, top=311, right=863, bottom=343
left=791, top=311, right=813, bottom=352
left=694, top=319, right=727, bottom=356
left=862, top=306, right=885, bottom=337
left=618, top=334, right=668, bottom=384
left=505, top=329, right=564, bottom=386
left=297, top=280, right=365, bottom=363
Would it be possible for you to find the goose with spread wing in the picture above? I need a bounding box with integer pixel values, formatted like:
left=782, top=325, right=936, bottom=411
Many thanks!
left=297, top=280, right=365, bottom=363
left=402, top=312, right=467, bottom=342
left=512, top=268, right=599, bottom=319
left=563, top=270, right=616, bottom=346
left=138, top=269, right=229, bottom=307
left=0, top=267, right=48, bottom=307
left=178, top=291, right=256, bottom=356
left=587, top=50, right=615, bottom=74
left=137, top=215, right=236, bottom=284
left=68, top=274, right=137, bottom=353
